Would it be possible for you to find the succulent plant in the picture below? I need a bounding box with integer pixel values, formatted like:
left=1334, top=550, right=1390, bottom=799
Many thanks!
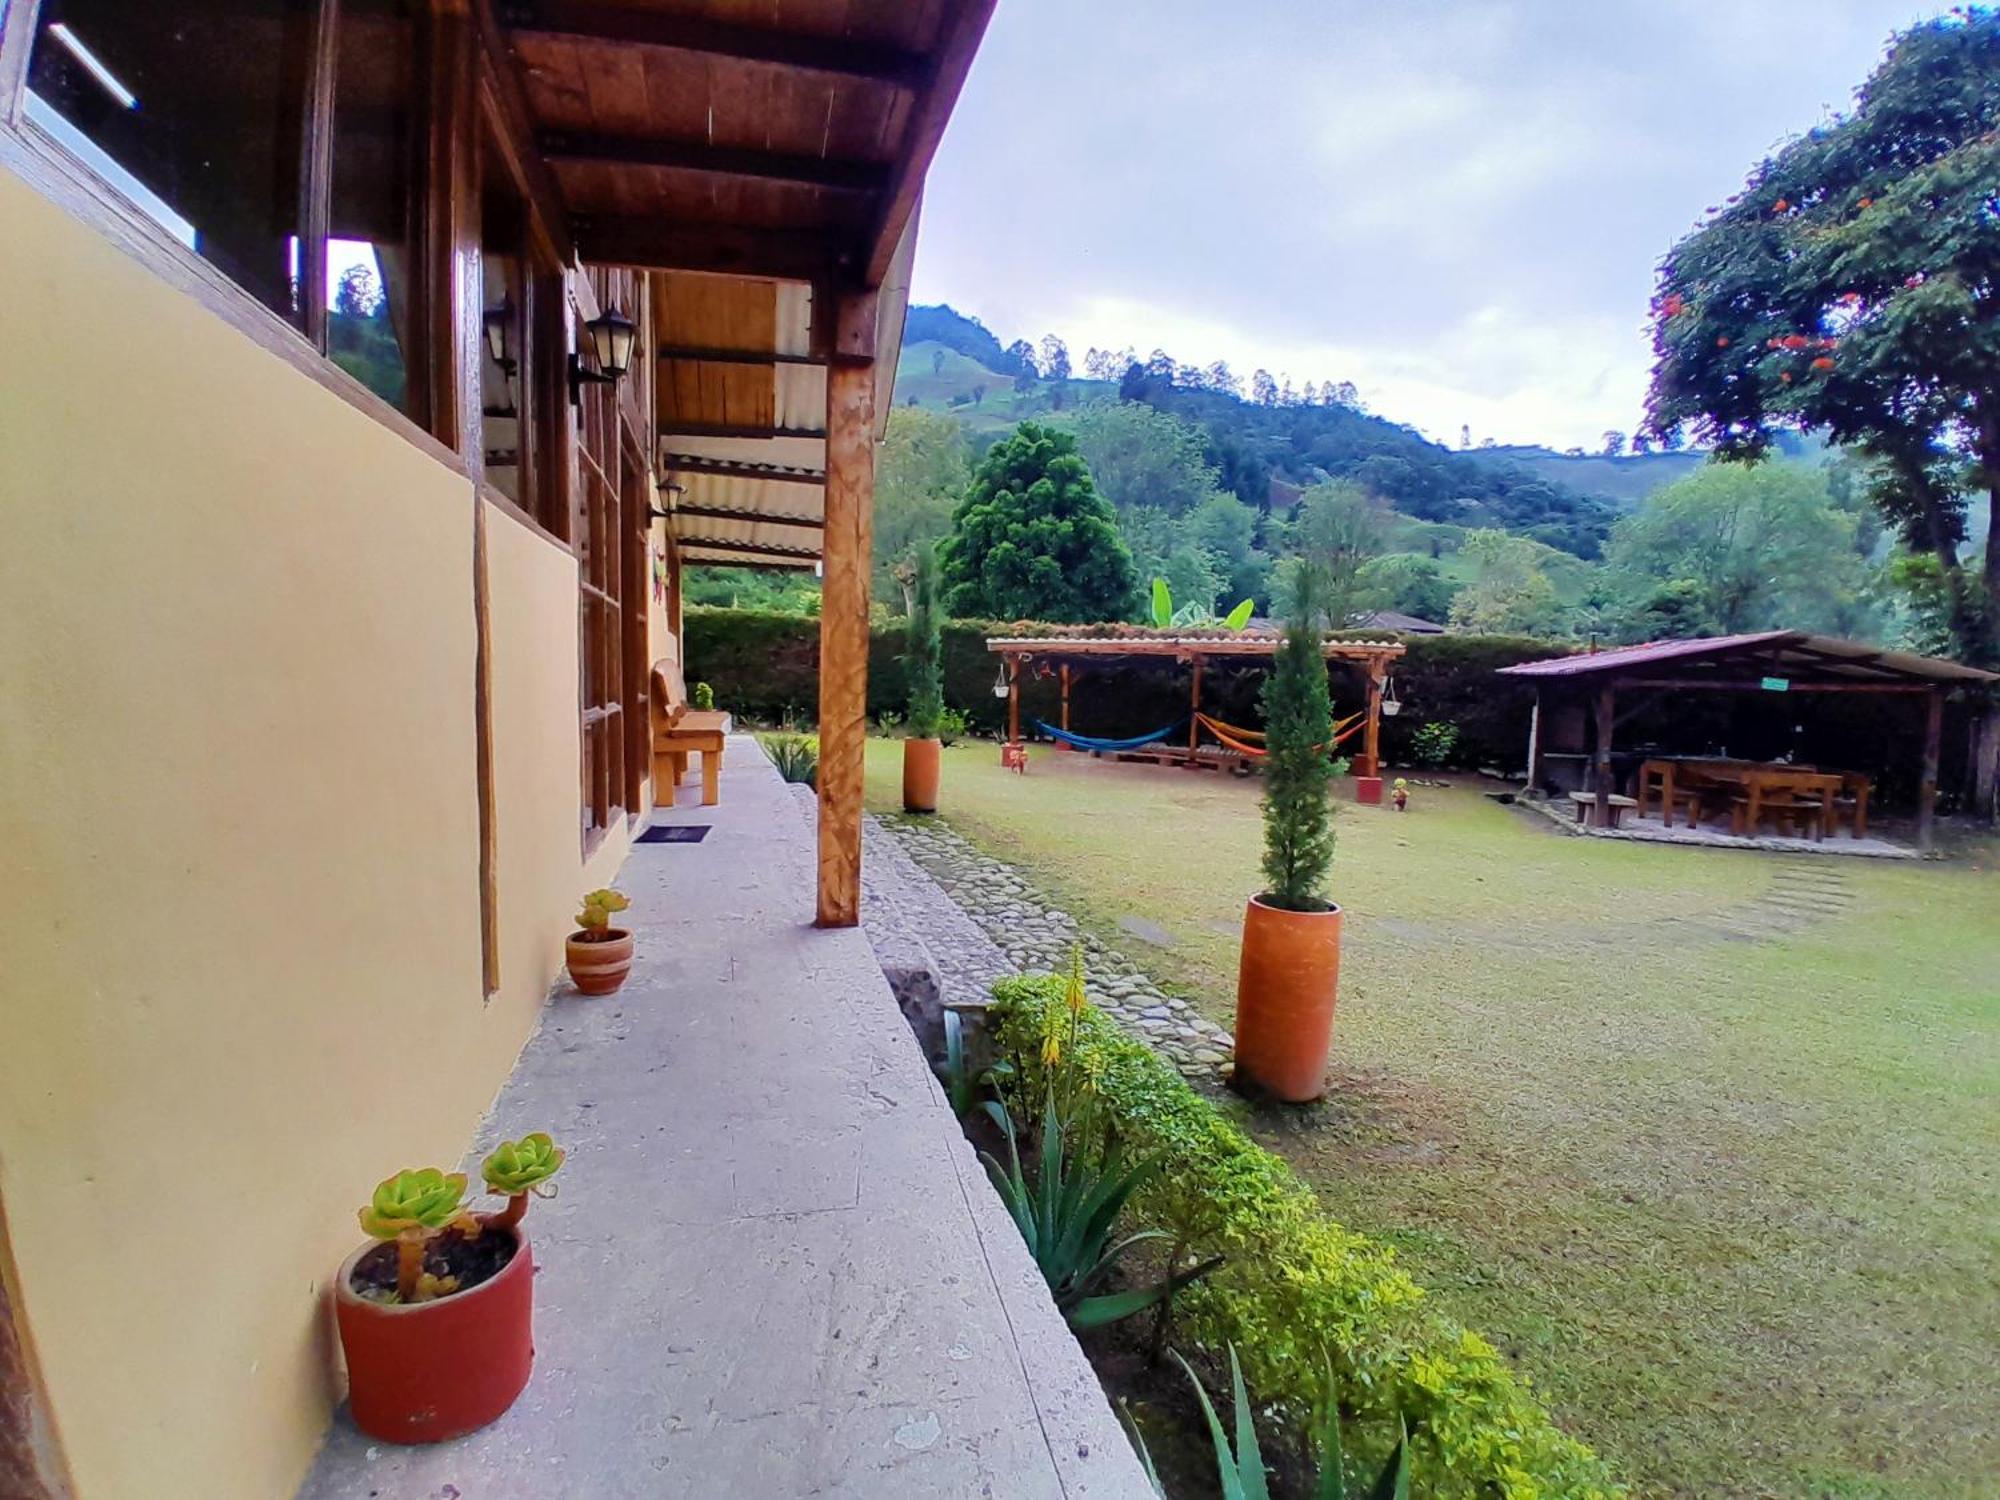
left=482, top=1133, right=566, bottom=1196
left=358, top=1168, right=468, bottom=1240
left=575, top=888, right=631, bottom=934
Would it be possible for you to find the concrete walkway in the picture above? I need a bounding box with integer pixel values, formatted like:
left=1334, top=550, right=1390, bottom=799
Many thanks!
left=298, top=737, right=1150, bottom=1500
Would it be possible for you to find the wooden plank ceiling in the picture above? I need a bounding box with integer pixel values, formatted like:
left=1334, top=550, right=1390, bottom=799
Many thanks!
left=496, top=0, right=992, bottom=566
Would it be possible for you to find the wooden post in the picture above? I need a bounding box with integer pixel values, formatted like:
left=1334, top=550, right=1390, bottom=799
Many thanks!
left=815, top=286, right=878, bottom=928
left=1360, top=672, right=1383, bottom=778
left=1188, top=655, right=1204, bottom=757
left=1059, top=664, right=1071, bottom=735
left=1593, top=682, right=1616, bottom=828
left=1917, top=687, right=1943, bottom=852
left=1007, top=655, right=1021, bottom=745
left=1525, top=688, right=1544, bottom=793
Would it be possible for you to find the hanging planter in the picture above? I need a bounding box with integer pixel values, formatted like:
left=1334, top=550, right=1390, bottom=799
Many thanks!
left=1379, top=675, right=1402, bottom=717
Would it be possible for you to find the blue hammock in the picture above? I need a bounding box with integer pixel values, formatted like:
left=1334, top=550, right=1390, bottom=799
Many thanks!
left=1033, top=719, right=1181, bottom=753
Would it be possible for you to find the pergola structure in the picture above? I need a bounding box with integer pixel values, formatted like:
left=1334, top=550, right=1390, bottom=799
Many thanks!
left=986, top=631, right=1408, bottom=778
left=1497, top=631, right=1998, bottom=849
left=507, top=0, right=997, bottom=926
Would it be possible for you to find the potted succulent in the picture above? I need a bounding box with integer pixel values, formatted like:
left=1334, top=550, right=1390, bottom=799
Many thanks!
left=1233, top=577, right=1343, bottom=1102
left=692, top=681, right=715, bottom=711
left=333, top=1133, right=565, bottom=1443
left=902, top=544, right=946, bottom=814
left=565, top=888, right=633, bottom=995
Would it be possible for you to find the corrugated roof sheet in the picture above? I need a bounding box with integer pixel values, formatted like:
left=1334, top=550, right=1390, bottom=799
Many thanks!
left=1496, top=631, right=1996, bottom=683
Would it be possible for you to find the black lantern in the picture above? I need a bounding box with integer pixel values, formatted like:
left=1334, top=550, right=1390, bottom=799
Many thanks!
left=570, top=304, right=637, bottom=401
left=482, top=299, right=515, bottom=374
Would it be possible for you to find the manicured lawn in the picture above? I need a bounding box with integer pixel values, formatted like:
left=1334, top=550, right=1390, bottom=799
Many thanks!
left=864, top=739, right=2000, bottom=1500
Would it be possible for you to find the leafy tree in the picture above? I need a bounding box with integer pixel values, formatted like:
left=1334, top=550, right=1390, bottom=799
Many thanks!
left=1073, top=400, right=1227, bottom=516
left=1251, top=369, right=1278, bottom=406
left=1601, top=431, right=1626, bottom=457
left=1038, top=334, right=1072, bottom=382
left=1279, top=479, right=1391, bottom=624
left=1259, top=576, right=1336, bottom=911
left=1605, top=462, right=1883, bottom=636
left=904, top=543, right=944, bottom=737
left=1187, top=492, right=1270, bottom=606
left=940, top=423, right=1139, bottom=622
left=873, top=407, right=970, bottom=608
left=1355, top=553, right=1456, bottom=622
left=1644, top=10, right=1999, bottom=664
left=1004, top=338, right=1039, bottom=381
left=1448, top=529, right=1565, bottom=635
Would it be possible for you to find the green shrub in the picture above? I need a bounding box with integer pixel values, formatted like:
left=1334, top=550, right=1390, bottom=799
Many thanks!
left=760, top=733, right=818, bottom=785
left=990, top=975, right=1623, bottom=1500
left=1260, top=589, right=1337, bottom=911
left=1409, top=720, right=1462, bottom=769
left=905, top=544, right=945, bottom=738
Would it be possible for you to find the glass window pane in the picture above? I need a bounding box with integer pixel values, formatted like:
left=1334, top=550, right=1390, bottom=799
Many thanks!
left=480, top=156, right=528, bottom=503
left=327, top=0, right=418, bottom=414
left=26, top=0, right=317, bottom=328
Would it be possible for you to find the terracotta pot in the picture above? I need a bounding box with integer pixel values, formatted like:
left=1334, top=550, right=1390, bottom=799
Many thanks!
left=903, top=737, right=942, bottom=813
left=565, top=929, right=633, bottom=995
left=333, top=1227, right=534, bottom=1444
left=1233, top=896, right=1343, bottom=1102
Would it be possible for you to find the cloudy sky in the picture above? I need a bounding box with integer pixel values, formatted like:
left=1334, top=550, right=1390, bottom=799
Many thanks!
left=909, top=1, right=1949, bottom=451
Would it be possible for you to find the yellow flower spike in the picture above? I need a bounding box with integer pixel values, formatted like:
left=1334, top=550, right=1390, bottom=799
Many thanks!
left=1042, top=1032, right=1062, bottom=1067
left=1064, top=944, right=1086, bottom=1016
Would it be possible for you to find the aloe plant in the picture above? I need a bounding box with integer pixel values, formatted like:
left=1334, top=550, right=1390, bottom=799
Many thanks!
left=357, top=1134, right=565, bottom=1303
left=935, top=1008, right=1014, bottom=1118
left=574, top=888, right=630, bottom=938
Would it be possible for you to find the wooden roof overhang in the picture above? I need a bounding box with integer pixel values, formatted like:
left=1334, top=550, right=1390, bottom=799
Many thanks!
left=493, top=0, right=997, bottom=567
left=1495, top=630, right=1997, bottom=694
left=985, top=633, right=1408, bottom=668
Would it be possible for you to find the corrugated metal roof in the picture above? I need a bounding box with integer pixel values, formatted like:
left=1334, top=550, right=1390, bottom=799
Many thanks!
left=986, top=633, right=1405, bottom=658
left=1496, top=631, right=1996, bottom=683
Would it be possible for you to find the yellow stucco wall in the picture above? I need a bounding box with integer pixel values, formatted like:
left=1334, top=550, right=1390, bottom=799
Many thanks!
left=0, top=166, right=629, bottom=1498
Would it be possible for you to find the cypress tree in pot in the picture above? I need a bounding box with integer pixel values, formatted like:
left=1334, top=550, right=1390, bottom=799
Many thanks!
left=902, top=543, right=946, bottom=813
left=1233, top=568, right=1343, bottom=1101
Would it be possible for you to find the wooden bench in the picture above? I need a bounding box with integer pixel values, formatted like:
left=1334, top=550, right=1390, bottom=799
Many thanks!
left=1568, top=791, right=1637, bottom=828
left=1728, top=793, right=1825, bottom=841
left=650, top=635, right=731, bottom=807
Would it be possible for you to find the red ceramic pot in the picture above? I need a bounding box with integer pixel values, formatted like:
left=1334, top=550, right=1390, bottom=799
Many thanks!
left=333, top=1227, right=535, bottom=1444
left=565, top=929, right=634, bottom=995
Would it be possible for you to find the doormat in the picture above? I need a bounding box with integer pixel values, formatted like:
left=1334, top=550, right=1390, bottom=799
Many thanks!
left=637, top=824, right=710, bottom=844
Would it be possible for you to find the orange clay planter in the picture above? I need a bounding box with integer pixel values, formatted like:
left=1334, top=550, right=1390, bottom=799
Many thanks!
left=335, top=1225, right=534, bottom=1443
left=566, top=887, right=633, bottom=995
left=336, top=1135, right=565, bottom=1443
left=903, top=736, right=942, bottom=813
left=1233, top=896, right=1343, bottom=1102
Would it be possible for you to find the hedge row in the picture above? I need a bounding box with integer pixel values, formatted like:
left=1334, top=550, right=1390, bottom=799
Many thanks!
left=990, top=974, right=1623, bottom=1500
left=683, top=607, right=1571, bottom=768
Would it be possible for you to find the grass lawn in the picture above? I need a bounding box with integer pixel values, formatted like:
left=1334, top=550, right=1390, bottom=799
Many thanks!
left=863, top=739, right=2000, bottom=1500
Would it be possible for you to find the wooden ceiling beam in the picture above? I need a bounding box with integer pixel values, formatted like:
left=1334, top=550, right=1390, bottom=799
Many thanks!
left=680, top=554, right=818, bottom=572
left=862, top=0, right=999, bottom=285
left=674, top=504, right=825, bottom=529
left=572, top=216, right=839, bottom=281
left=660, top=421, right=828, bottom=441
left=540, top=129, right=888, bottom=194
left=504, top=4, right=929, bottom=88
left=679, top=538, right=822, bottom=563
left=664, top=455, right=827, bottom=485
left=656, top=345, right=825, bottom=369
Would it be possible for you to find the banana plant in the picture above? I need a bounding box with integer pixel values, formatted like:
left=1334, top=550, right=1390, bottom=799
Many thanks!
left=1149, top=576, right=1255, bottom=631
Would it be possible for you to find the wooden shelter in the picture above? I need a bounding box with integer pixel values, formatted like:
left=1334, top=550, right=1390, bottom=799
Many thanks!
left=986, top=631, right=1407, bottom=777
left=1497, top=631, right=1998, bottom=850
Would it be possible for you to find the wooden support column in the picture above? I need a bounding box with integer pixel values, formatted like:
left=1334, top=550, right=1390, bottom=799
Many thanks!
left=815, top=286, right=878, bottom=928
left=1007, top=655, right=1022, bottom=745
left=1360, top=673, right=1383, bottom=778
left=1526, top=688, right=1544, bottom=793
left=1059, top=664, right=1071, bottom=735
left=1188, top=655, right=1204, bottom=756
left=1917, top=686, right=1943, bottom=852
left=1593, top=682, right=1616, bottom=828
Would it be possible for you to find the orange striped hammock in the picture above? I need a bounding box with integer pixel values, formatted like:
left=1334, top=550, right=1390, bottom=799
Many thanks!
left=1194, top=710, right=1365, bottom=759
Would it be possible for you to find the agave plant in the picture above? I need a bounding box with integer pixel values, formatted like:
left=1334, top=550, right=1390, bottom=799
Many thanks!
left=1150, top=576, right=1255, bottom=631
left=762, top=732, right=819, bottom=785
left=1134, top=1344, right=1411, bottom=1500
left=935, top=1008, right=1014, bottom=1118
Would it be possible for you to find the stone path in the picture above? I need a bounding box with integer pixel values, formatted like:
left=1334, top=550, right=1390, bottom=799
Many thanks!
left=876, top=817, right=1236, bottom=1080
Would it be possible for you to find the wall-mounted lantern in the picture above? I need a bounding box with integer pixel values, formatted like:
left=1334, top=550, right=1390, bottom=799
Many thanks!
left=570, top=305, right=637, bottom=402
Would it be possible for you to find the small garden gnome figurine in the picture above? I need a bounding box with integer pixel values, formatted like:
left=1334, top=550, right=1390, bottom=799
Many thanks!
left=1392, top=776, right=1410, bottom=812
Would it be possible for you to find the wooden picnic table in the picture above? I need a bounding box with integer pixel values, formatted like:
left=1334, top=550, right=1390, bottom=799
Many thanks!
left=1640, top=758, right=1856, bottom=839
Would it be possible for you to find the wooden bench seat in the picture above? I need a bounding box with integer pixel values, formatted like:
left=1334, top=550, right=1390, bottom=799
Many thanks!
left=1728, top=793, right=1825, bottom=841
left=1568, top=790, right=1637, bottom=828
left=651, top=634, right=731, bottom=807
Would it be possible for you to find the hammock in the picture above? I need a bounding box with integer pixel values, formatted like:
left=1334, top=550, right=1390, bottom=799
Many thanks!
left=1194, top=710, right=1366, bottom=759
left=1033, top=719, right=1181, bottom=753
